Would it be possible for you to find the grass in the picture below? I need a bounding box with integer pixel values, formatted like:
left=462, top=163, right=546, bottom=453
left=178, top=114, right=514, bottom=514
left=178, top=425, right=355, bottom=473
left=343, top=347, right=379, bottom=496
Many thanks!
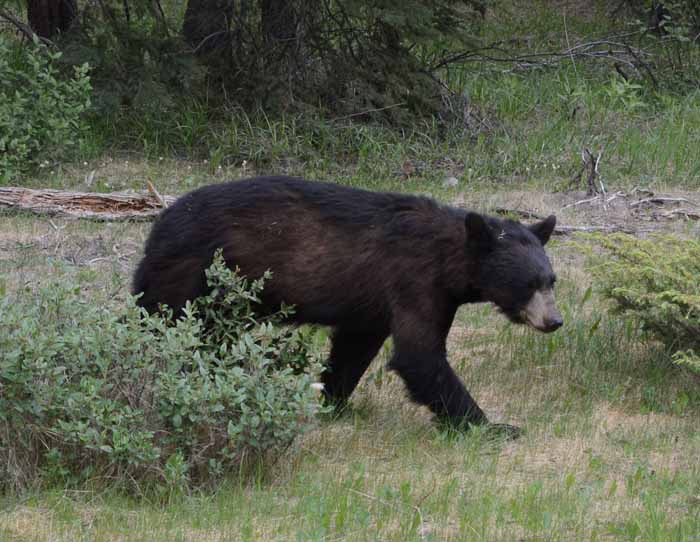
left=26, top=65, right=698, bottom=200
left=3, top=1, right=700, bottom=540
left=22, top=84, right=696, bottom=212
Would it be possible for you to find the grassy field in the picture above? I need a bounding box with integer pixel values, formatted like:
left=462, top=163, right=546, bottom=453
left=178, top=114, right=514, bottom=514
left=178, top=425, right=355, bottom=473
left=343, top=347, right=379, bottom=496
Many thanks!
left=3, top=1, right=700, bottom=540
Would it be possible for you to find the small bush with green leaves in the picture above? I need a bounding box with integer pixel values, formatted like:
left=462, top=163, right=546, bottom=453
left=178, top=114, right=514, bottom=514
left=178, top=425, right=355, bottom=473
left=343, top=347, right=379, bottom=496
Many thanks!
left=0, top=37, right=92, bottom=181
left=584, top=233, right=700, bottom=373
left=0, top=251, right=325, bottom=493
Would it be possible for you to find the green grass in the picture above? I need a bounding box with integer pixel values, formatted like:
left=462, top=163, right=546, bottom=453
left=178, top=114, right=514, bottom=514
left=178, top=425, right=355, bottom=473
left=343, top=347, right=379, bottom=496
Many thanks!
left=30, top=61, right=697, bottom=200
left=24, top=80, right=697, bottom=205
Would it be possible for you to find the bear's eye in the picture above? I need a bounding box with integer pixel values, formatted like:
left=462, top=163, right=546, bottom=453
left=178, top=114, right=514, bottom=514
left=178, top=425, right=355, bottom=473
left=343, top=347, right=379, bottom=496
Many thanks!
left=528, top=278, right=539, bottom=290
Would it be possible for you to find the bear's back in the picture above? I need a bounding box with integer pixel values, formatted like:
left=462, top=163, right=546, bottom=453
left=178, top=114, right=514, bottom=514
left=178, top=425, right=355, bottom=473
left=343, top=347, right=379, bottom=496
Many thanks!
left=134, top=176, right=464, bottom=323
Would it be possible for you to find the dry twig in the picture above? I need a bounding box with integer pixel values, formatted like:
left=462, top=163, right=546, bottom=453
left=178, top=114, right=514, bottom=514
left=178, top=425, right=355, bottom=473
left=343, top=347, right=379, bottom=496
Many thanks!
left=560, top=195, right=602, bottom=211
left=656, top=209, right=700, bottom=220
left=570, top=147, right=605, bottom=196
left=553, top=224, right=645, bottom=236
left=146, top=179, right=168, bottom=208
left=431, top=33, right=653, bottom=82
left=488, top=206, right=647, bottom=236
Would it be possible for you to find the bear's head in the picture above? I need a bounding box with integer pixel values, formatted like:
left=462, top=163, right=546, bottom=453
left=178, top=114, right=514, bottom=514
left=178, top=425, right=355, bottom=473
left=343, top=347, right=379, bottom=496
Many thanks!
left=466, top=212, right=563, bottom=333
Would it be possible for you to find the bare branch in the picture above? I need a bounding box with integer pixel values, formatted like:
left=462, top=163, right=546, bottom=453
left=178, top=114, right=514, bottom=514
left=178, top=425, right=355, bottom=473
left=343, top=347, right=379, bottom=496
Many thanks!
left=553, top=224, right=647, bottom=236
left=630, top=197, right=697, bottom=208
left=570, top=147, right=605, bottom=196
left=431, top=31, right=653, bottom=82
left=561, top=195, right=601, bottom=210
left=657, top=209, right=700, bottom=220
left=0, top=8, right=51, bottom=45
left=146, top=180, right=168, bottom=209
left=330, top=102, right=407, bottom=122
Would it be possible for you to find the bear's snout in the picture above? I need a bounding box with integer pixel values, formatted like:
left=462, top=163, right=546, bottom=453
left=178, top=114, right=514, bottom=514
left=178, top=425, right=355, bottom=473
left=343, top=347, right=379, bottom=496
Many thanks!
left=541, top=314, right=563, bottom=333
left=520, top=288, right=563, bottom=333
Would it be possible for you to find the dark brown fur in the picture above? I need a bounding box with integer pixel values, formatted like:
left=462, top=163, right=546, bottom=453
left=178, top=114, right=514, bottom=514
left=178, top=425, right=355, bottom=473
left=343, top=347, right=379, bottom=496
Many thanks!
left=133, top=175, right=559, bottom=434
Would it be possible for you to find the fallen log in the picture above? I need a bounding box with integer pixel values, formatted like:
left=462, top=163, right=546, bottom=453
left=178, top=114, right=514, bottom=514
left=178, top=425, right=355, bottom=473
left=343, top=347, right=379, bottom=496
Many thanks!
left=0, top=187, right=175, bottom=221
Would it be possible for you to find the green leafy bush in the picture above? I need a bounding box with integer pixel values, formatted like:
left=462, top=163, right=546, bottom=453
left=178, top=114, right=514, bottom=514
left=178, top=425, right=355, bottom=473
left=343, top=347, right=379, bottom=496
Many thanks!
left=0, top=251, right=325, bottom=493
left=584, top=233, right=700, bottom=373
left=0, top=37, right=92, bottom=181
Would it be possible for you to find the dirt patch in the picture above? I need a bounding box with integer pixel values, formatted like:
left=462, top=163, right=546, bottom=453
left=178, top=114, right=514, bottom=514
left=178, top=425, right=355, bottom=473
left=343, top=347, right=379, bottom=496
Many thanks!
left=0, top=213, right=148, bottom=296
left=453, top=188, right=700, bottom=239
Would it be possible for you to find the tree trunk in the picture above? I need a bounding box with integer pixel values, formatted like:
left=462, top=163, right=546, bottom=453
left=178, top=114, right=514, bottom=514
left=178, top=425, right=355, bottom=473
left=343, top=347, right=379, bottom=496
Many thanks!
left=27, top=0, right=77, bottom=38
left=260, top=0, right=296, bottom=44
left=182, top=0, right=233, bottom=53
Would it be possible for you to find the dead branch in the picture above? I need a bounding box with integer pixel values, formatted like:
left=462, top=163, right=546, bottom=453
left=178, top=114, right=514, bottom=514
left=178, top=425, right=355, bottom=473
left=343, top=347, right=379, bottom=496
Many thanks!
left=0, top=8, right=51, bottom=44
left=571, top=147, right=605, bottom=196
left=432, top=34, right=652, bottom=79
left=146, top=179, right=168, bottom=209
left=605, top=191, right=626, bottom=204
left=0, top=188, right=675, bottom=238
left=552, top=224, right=644, bottom=236
left=560, top=195, right=602, bottom=210
left=0, top=187, right=175, bottom=221
left=592, top=148, right=605, bottom=195
left=330, top=102, right=407, bottom=122
left=488, top=206, right=644, bottom=236
left=656, top=209, right=700, bottom=220
left=630, top=196, right=697, bottom=208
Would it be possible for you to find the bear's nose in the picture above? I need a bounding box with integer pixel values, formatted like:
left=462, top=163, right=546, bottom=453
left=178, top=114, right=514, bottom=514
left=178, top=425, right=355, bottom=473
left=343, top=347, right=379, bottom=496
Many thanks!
left=543, top=316, right=563, bottom=332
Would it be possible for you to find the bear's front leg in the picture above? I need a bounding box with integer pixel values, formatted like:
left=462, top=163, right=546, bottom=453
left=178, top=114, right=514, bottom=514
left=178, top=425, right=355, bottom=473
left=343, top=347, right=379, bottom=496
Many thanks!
left=388, top=305, right=521, bottom=438
left=387, top=346, right=488, bottom=427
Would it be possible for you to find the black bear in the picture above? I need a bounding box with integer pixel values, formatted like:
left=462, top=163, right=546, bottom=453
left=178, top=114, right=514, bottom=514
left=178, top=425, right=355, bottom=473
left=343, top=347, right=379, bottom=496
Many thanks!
left=132, top=176, right=562, bottom=436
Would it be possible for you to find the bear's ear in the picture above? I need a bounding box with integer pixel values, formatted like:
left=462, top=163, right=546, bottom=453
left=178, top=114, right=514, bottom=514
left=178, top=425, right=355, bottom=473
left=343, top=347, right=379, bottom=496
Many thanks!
left=529, top=214, right=556, bottom=246
left=465, top=212, right=495, bottom=253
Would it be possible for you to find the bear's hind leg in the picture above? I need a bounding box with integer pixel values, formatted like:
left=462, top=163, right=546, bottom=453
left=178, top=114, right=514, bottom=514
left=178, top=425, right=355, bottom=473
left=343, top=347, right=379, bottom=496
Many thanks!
left=321, top=326, right=389, bottom=408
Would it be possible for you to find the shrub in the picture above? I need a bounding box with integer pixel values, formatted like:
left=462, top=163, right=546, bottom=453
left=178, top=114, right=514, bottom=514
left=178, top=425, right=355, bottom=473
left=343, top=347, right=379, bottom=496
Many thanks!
left=0, top=251, right=326, bottom=493
left=584, top=233, right=700, bottom=373
left=0, top=37, right=92, bottom=181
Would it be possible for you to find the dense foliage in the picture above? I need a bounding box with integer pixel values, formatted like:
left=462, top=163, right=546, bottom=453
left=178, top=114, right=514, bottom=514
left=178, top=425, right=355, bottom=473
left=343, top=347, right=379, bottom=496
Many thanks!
left=0, top=36, right=91, bottom=181
left=16, top=0, right=483, bottom=125
left=585, top=233, right=700, bottom=374
left=0, top=251, right=326, bottom=493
